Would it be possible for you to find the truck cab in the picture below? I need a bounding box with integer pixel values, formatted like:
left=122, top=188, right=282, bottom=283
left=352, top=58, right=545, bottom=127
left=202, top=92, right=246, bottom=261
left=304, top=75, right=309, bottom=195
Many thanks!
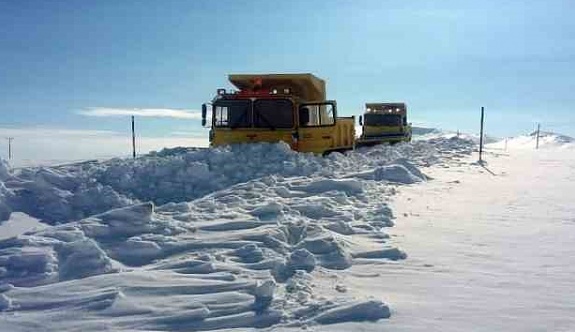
left=201, top=74, right=355, bottom=155
left=357, top=102, right=412, bottom=146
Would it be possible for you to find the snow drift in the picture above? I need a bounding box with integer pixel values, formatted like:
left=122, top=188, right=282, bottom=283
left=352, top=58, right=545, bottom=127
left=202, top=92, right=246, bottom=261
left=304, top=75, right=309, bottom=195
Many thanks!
left=0, top=137, right=473, bottom=224
left=0, top=136, right=475, bottom=331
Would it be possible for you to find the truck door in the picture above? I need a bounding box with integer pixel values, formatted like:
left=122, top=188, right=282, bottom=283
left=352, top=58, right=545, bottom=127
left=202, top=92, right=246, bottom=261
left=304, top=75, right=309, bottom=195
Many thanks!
left=297, top=102, right=337, bottom=154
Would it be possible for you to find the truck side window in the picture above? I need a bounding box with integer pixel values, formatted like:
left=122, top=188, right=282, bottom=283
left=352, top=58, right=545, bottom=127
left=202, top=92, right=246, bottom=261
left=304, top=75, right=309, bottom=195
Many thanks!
left=300, top=103, right=335, bottom=127
left=214, top=106, right=228, bottom=126
left=320, top=104, right=335, bottom=125
left=308, top=106, right=321, bottom=126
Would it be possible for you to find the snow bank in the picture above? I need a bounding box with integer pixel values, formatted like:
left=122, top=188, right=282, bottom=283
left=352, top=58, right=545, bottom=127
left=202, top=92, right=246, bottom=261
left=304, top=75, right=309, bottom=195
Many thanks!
left=0, top=136, right=476, bottom=330
left=0, top=175, right=402, bottom=329
left=1, top=138, right=474, bottom=224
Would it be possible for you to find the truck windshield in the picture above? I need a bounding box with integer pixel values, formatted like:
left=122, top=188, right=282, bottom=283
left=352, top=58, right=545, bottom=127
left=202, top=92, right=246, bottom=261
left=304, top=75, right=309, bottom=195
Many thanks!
left=364, top=113, right=403, bottom=126
left=213, top=99, right=294, bottom=129
left=253, top=99, right=294, bottom=129
left=213, top=100, right=250, bottom=128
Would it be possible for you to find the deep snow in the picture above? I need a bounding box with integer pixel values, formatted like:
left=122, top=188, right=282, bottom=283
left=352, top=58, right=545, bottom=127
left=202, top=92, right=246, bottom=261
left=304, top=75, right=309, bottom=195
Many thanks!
left=311, top=145, right=575, bottom=331
left=0, top=139, right=473, bottom=224
left=0, top=134, right=476, bottom=331
left=3, top=130, right=572, bottom=331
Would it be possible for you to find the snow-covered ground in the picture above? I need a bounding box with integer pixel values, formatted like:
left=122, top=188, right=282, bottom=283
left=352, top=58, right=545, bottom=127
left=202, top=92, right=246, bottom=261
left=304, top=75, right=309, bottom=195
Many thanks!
left=1, top=131, right=573, bottom=331
left=0, top=136, right=474, bottom=331
left=301, top=133, right=575, bottom=331
left=325, top=148, right=575, bottom=331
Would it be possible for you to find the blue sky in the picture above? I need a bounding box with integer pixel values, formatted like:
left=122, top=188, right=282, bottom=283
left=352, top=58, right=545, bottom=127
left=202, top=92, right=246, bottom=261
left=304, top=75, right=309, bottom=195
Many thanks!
left=1, top=0, right=575, bottom=144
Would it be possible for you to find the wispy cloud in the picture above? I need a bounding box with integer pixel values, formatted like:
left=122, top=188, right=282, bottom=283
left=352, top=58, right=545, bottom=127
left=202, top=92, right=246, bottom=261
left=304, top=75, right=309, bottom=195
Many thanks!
left=78, top=107, right=202, bottom=119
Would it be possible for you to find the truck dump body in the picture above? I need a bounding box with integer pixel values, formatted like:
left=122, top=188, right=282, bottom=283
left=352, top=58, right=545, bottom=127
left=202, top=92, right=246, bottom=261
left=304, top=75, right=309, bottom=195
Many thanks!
left=229, top=74, right=326, bottom=101
left=204, top=73, right=355, bottom=155
left=357, top=102, right=412, bottom=146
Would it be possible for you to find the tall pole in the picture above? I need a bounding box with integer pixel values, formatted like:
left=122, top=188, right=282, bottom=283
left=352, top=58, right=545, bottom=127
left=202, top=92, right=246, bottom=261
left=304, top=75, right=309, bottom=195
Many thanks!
left=7, top=137, right=13, bottom=160
left=479, top=107, right=485, bottom=163
left=132, top=116, right=136, bottom=159
left=536, top=123, right=540, bottom=149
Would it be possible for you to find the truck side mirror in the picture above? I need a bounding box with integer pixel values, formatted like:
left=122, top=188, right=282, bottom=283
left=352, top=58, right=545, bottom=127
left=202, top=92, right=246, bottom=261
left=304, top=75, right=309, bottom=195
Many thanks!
left=359, top=115, right=363, bottom=126
left=201, top=104, right=207, bottom=127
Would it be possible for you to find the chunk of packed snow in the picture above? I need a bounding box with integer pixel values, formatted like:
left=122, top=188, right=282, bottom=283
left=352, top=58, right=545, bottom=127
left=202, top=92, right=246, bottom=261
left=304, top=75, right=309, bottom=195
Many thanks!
left=311, top=300, right=391, bottom=324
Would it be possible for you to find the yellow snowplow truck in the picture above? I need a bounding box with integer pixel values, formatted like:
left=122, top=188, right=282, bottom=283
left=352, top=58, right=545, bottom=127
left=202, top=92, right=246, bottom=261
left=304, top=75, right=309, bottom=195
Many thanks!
left=357, top=102, right=412, bottom=146
left=201, top=73, right=355, bottom=155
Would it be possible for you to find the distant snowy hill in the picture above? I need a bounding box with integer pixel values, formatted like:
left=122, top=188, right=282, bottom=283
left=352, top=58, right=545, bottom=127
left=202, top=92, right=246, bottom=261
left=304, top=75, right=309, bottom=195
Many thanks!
left=412, top=126, right=498, bottom=144
left=488, top=131, right=575, bottom=149
left=411, top=126, right=442, bottom=136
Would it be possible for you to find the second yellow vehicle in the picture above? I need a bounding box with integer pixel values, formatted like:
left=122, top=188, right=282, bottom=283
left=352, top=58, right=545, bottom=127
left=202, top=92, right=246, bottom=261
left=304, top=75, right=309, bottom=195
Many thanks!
left=357, top=103, right=412, bottom=146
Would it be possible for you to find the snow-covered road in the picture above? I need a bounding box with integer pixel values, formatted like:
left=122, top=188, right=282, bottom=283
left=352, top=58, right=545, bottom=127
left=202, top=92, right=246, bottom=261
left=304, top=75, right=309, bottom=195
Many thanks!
left=323, top=148, right=575, bottom=331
